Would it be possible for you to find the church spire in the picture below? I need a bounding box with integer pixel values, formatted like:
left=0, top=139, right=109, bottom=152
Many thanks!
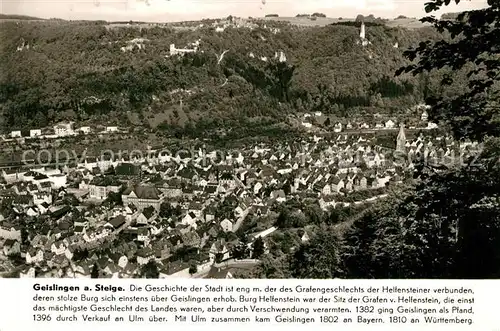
left=396, top=123, right=406, bottom=153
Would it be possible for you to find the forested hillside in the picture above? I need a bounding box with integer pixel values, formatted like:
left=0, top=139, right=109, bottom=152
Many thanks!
left=0, top=19, right=455, bottom=132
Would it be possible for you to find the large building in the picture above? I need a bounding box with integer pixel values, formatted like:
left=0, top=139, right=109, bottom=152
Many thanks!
left=121, top=185, right=163, bottom=211
left=88, top=177, right=122, bottom=200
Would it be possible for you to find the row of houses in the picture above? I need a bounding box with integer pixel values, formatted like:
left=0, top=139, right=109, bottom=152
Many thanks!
left=4, top=122, right=121, bottom=140
left=301, top=107, right=433, bottom=131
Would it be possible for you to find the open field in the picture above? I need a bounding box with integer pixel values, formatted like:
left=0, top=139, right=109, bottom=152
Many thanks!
left=263, top=16, right=430, bottom=29
left=262, top=16, right=351, bottom=26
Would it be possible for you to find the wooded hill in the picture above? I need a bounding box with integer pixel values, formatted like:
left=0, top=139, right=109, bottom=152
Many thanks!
left=0, top=19, right=459, bottom=132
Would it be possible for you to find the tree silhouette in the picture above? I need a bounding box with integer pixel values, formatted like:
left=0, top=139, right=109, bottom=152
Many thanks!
left=381, top=0, right=500, bottom=278
left=290, top=228, right=343, bottom=278
left=396, top=0, right=500, bottom=141
left=20, top=226, right=29, bottom=245
left=91, top=263, right=99, bottom=278
left=215, top=253, right=224, bottom=264
left=73, top=249, right=89, bottom=261
left=275, top=209, right=292, bottom=228
left=189, top=264, right=197, bottom=275
left=251, top=237, right=265, bottom=259
left=231, top=244, right=250, bottom=260
left=140, top=260, right=160, bottom=278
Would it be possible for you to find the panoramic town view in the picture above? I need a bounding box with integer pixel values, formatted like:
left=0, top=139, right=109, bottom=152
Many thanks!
left=0, top=0, right=498, bottom=279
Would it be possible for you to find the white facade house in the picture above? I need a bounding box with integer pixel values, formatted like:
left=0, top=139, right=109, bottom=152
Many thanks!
left=421, top=110, right=429, bottom=122
left=78, top=127, right=91, bottom=134
left=33, top=192, right=52, bottom=205
left=0, top=224, right=21, bottom=241
left=427, top=122, right=438, bottom=129
left=275, top=51, right=287, bottom=62
left=48, top=174, right=67, bottom=189
left=30, top=129, right=42, bottom=138
left=385, top=120, right=396, bottom=129
left=54, top=122, right=74, bottom=137
left=19, top=267, right=36, bottom=278
left=89, top=184, right=121, bottom=200
left=10, top=131, right=21, bottom=138
left=333, top=122, right=343, bottom=133
left=26, top=249, right=44, bottom=264
left=220, top=219, right=233, bottom=232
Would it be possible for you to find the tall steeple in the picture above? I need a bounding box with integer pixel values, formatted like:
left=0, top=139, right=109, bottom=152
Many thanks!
left=396, top=123, right=406, bottom=153
left=358, top=21, right=370, bottom=46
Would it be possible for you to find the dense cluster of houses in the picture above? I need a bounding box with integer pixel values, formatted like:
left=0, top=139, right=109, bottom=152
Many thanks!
left=300, top=106, right=436, bottom=132
left=0, top=125, right=481, bottom=279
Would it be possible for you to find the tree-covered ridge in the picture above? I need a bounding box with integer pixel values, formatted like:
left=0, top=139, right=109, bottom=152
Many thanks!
left=398, top=1, right=500, bottom=142
left=0, top=19, right=446, bottom=131
left=0, top=14, right=46, bottom=20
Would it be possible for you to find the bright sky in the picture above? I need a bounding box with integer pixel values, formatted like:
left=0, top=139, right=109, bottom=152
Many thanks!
left=0, top=0, right=489, bottom=22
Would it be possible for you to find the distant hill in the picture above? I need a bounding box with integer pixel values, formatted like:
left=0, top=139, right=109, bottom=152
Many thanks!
left=0, top=18, right=460, bottom=134
left=264, top=16, right=350, bottom=27
left=332, top=21, right=385, bottom=27
left=440, top=12, right=464, bottom=20
left=263, top=16, right=428, bottom=29
left=0, top=14, right=45, bottom=20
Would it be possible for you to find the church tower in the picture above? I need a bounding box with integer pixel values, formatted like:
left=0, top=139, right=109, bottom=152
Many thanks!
left=396, top=124, right=406, bottom=153
left=357, top=21, right=370, bottom=46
